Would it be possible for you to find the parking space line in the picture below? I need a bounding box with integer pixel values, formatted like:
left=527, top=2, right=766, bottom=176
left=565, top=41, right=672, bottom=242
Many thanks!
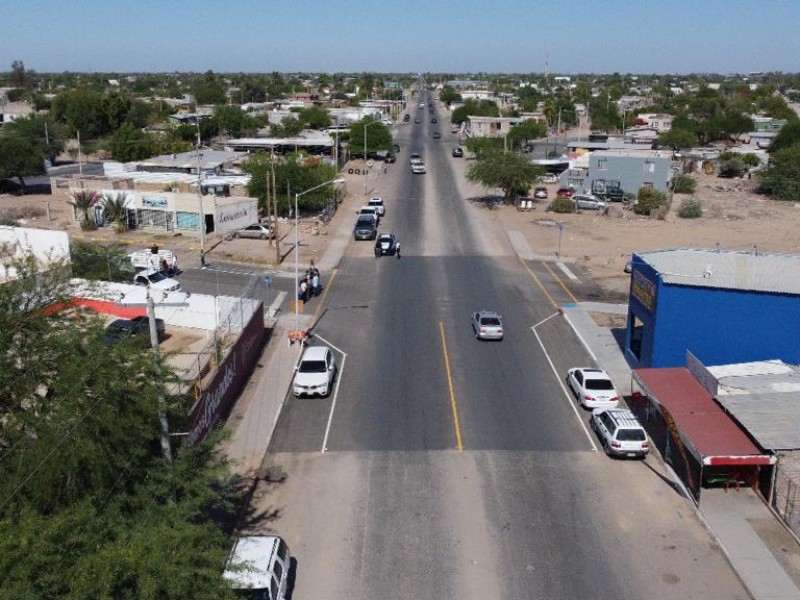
left=541, top=261, right=580, bottom=304
left=530, top=314, right=598, bottom=451
left=314, top=333, right=347, bottom=454
left=438, top=322, right=464, bottom=451
left=556, top=261, right=580, bottom=282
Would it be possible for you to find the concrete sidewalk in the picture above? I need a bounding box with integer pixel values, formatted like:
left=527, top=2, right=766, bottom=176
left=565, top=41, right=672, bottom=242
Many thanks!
left=562, top=300, right=800, bottom=600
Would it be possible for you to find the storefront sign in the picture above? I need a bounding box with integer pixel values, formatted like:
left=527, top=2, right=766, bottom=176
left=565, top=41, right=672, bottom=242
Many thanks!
left=142, top=196, right=168, bottom=208
left=631, top=270, right=656, bottom=313
left=218, top=206, right=251, bottom=224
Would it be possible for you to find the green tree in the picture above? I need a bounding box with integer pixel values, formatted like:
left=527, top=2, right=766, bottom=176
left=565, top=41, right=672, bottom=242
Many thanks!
left=672, top=174, right=697, bottom=194
left=451, top=99, right=500, bottom=125
left=769, top=121, right=800, bottom=153
left=270, top=115, right=304, bottom=138
left=439, top=85, right=462, bottom=108
left=466, top=151, right=543, bottom=204
left=9, top=60, right=29, bottom=88
left=347, top=117, right=392, bottom=157
left=109, top=123, right=154, bottom=162
left=213, top=106, right=257, bottom=138
left=464, top=136, right=504, bottom=159
left=634, top=188, right=668, bottom=216
left=4, top=115, right=66, bottom=163
left=101, top=92, right=132, bottom=131
left=102, top=193, right=129, bottom=233
left=507, top=119, right=547, bottom=151
left=298, top=106, right=331, bottom=130
left=759, top=144, right=800, bottom=201
left=657, top=128, right=697, bottom=150
left=50, top=89, right=107, bottom=138
left=0, top=136, right=45, bottom=193
left=194, top=70, right=227, bottom=105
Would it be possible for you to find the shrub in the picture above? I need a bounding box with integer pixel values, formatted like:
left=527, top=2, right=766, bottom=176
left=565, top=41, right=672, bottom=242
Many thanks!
left=672, top=174, right=697, bottom=194
left=633, top=188, right=667, bottom=216
left=548, top=198, right=575, bottom=213
left=742, top=153, right=761, bottom=167
left=678, top=199, right=702, bottom=219
left=718, top=157, right=747, bottom=178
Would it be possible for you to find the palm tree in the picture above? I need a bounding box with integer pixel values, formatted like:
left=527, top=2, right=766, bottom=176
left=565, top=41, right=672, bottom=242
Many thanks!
left=102, top=192, right=128, bottom=232
left=68, top=190, right=99, bottom=230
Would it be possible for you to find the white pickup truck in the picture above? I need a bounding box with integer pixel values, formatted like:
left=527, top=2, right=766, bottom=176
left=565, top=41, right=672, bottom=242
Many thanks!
left=129, top=249, right=178, bottom=274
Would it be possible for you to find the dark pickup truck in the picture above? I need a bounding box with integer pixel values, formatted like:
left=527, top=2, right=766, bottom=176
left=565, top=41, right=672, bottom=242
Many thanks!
left=592, top=180, right=625, bottom=202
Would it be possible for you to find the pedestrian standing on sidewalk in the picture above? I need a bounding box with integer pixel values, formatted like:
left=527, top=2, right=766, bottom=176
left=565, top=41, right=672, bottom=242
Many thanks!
left=200, top=249, right=207, bottom=269
left=396, top=240, right=401, bottom=259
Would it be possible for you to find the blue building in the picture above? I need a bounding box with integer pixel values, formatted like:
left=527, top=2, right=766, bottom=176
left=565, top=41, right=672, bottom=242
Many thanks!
left=625, top=248, right=800, bottom=368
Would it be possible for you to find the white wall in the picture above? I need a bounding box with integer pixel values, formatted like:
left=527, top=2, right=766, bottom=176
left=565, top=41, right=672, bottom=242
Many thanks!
left=0, top=226, right=70, bottom=282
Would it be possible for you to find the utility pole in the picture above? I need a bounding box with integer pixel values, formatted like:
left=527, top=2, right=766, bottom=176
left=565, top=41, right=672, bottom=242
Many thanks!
left=273, top=164, right=280, bottom=265
left=196, top=120, right=205, bottom=264
left=147, top=294, right=172, bottom=464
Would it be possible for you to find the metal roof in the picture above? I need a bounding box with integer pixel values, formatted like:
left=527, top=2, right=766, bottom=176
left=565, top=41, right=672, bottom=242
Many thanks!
left=635, top=248, right=800, bottom=295
left=633, top=367, right=773, bottom=465
left=133, top=149, right=243, bottom=170
left=709, top=360, right=800, bottom=451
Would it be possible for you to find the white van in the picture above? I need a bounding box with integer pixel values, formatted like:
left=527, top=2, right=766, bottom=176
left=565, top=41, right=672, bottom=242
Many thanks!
left=223, top=535, right=291, bottom=600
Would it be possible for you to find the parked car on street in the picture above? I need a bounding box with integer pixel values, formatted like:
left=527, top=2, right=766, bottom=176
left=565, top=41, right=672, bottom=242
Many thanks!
left=223, top=536, right=291, bottom=600
left=590, top=408, right=650, bottom=459
left=133, top=271, right=181, bottom=292
left=572, top=194, right=609, bottom=213
left=233, top=223, right=273, bottom=240
left=353, top=214, right=378, bottom=240
left=358, top=205, right=380, bottom=225
left=567, top=367, right=620, bottom=409
left=471, top=310, right=504, bottom=340
left=533, top=186, right=548, bottom=199
left=556, top=187, right=574, bottom=199
left=293, top=345, right=337, bottom=397
left=537, top=173, right=559, bottom=184
left=451, top=146, right=464, bottom=157
left=367, top=196, right=386, bottom=216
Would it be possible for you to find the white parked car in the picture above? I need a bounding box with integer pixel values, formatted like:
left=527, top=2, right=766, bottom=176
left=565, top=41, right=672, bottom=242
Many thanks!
left=293, top=346, right=337, bottom=398
left=566, top=367, right=620, bottom=409
left=223, top=536, right=291, bottom=599
left=133, top=271, right=181, bottom=292
left=590, top=408, right=650, bottom=459
left=537, top=173, right=558, bottom=184
left=367, top=196, right=386, bottom=216
left=358, top=205, right=380, bottom=225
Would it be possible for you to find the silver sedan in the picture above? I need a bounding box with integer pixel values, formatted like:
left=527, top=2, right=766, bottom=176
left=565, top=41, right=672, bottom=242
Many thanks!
left=233, top=223, right=274, bottom=239
left=471, top=310, right=504, bottom=340
left=572, top=194, right=609, bottom=213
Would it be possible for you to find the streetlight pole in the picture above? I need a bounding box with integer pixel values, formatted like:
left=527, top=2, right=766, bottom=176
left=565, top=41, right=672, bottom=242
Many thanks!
left=196, top=119, right=206, bottom=267
left=293, top=177, right=345, bottom=333
left=363, top=119, right=380, bottom=196
left=147, top=293, right=172, bottom=464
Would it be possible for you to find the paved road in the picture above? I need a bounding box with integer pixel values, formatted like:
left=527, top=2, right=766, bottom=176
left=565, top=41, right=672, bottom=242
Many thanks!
left=255, top=91, right=749, bottom=600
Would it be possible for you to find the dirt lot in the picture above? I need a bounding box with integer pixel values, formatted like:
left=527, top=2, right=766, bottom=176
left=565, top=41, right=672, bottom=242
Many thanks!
left=2, top=171, right=798, bottom=297
left=496, top=173, right=800, bottom=296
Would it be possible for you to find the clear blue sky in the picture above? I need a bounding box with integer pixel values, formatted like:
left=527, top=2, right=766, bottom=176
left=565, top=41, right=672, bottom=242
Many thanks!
left=3, top=0, right=799, bottom=74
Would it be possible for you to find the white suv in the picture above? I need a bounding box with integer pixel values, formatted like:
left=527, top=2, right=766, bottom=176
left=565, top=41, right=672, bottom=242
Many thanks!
left=368, top=196, right=386, bottom=216
left=590, top=408, right=650, bottom=459
left=223, top=536, right=291, bottom=599
left=293, top=346, right=336, bottom=398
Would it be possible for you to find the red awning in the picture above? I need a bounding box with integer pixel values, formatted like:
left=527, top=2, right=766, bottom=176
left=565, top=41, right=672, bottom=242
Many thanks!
left=633, top=368, right=776, bottom=467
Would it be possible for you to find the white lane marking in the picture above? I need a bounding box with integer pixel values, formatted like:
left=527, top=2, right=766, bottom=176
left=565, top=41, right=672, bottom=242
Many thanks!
left=560, top=309, right=599, bottom=363
left=314, top=333, right=347, bottom=454
left=557, top=261, right=580, bottom=282
left=530, top=315, right=598, bottom=452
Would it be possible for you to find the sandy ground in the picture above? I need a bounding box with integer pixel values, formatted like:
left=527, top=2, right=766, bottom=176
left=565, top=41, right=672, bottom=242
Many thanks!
left=495, top=173, right=800, bottom=296
left=2, top=171, right=798, bottom=297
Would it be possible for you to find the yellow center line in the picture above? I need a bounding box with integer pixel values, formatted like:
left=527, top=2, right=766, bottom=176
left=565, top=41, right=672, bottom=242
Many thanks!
left=540, top=261, right=580, bottom=305
left=518, top=256, right=558, bottom=310
left=438, top=322, right=464, bottom=451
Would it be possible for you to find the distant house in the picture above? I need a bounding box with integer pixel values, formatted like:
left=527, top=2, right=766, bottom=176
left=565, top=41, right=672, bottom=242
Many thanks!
left=636, top=113, right=674, bottom=132
left=0, top=100, right=34, bottom=126
left=465, top=116, right=525, bottom=138
left=562, top=149, right=671, bottom=195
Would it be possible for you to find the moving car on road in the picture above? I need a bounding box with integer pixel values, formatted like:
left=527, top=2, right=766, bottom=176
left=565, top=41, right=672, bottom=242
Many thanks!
left=411, top=162, right=427, bottom=174
left=590, top=408, right=650, bottom=459
left=451, top=146, right=464, bottom=157
left=566, top=367, right=620, bottom=409
left=471, top=310, right=504, bottom=340
left=293, top=346, right=337, bottom=398
left=374, top=233, right=399, bottom=256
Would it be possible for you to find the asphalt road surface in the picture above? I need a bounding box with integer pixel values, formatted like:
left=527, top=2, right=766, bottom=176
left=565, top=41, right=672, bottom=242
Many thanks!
left=255, top=91, right=749, bottom=600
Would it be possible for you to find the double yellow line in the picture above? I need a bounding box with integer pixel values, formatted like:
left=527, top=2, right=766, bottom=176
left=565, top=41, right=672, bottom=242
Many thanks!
left=439, top=322, right=463, bottom=451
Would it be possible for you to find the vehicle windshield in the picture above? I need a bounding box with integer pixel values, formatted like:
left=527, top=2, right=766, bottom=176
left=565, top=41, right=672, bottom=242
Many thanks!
left=299, top=360, right=327, bottom=374
left=481, top=317, right=501, bottom=326
left=148, top=272, right=166, bottom=282
left=585, top=378, right=615, bottom=390
left=617, top=429, right=646, bottom=441
left=357, top=217, right=374, bottom=225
